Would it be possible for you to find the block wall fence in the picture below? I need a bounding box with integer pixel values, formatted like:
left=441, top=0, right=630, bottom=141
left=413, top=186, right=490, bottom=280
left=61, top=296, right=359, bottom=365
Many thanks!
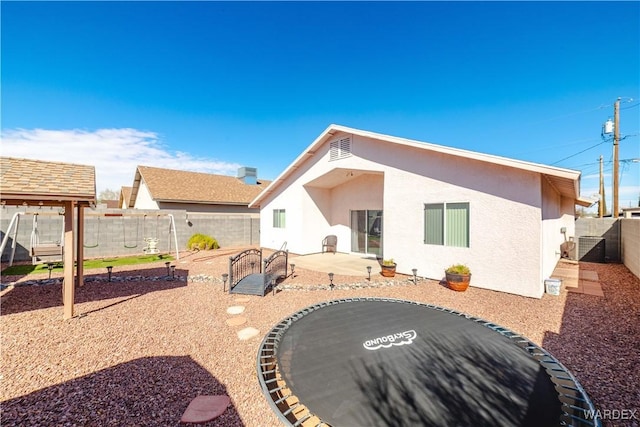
left=575, top=217, right=639, bottom=279
left=1, top=206, right=259, bottom=262
left=2, top=208, right=638, bottom=280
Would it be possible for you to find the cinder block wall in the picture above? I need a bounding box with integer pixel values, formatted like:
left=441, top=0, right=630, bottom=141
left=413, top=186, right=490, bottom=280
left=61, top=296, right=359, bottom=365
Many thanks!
left=621, top=219, right=640, bottom=279
left=1, top=207, right=260, bottom=262
left=575, top=218, right=620, bottom=262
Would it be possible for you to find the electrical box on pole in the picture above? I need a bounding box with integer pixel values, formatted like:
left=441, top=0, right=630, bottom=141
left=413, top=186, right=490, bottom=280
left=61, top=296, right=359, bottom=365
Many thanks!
left=603, top=119, right=614, bottom=135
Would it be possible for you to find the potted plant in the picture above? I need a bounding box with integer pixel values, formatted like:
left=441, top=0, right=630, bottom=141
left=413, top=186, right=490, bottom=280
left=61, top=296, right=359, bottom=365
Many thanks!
left=445, top=264, right=471, bottom=292
left=380, top=259, right=397, bottom=277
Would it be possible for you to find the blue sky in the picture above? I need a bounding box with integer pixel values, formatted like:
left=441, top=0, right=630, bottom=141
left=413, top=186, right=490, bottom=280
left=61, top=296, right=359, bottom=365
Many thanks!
left=2, top=1, right=639, bottom=210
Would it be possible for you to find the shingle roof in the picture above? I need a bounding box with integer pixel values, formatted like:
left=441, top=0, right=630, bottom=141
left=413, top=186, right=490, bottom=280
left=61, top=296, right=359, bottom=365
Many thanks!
left=119, top=186, right=133, bottom=207
left=0, top=157, right=96, bottom=203
left=132, top=165, right=270, bottom=206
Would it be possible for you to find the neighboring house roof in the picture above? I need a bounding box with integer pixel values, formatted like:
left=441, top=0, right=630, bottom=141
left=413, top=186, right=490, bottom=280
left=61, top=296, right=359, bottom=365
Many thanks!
left=102, top=200, right=120, bottom=209
left=250, top=124, right=592, bottom=208
left=0, top=156, right=96, bottom=206
left=129, top=165, right=271, bottom=207
left=119, top=186, right=133, bottom=207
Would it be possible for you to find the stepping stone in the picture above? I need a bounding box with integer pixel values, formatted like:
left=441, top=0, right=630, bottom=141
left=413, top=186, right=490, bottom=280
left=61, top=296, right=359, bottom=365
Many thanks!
left=238, top=327, right=259, bottom=340
left=226, top=317, right=247, bottom=326
left=180, top=395, right=230, bottom=424
left=234, top=297, right=251, bottom=303
left=579, top=270, right=599, bottom=281
left=226, top=306, right=245, bottom=315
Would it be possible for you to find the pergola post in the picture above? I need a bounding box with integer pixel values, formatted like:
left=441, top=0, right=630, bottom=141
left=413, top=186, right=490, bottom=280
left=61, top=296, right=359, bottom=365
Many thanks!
left=77, top=205, right=85, bottom=287
left=63, top=201, right=76, bottom=320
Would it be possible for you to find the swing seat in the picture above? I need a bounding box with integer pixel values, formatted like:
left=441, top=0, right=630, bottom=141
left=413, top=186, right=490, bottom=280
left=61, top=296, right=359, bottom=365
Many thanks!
left=32, top=244, right=63, bottom=257
left=143, top=238, right=159, bottom=255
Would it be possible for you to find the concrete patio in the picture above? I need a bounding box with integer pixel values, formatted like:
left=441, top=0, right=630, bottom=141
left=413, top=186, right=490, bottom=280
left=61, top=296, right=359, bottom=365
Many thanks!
left=289, top=252, right=382, bottom=276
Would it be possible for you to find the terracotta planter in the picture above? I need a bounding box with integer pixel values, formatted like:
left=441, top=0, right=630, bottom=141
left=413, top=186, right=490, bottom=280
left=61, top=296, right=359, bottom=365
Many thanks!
left=445, top=272, right=471, bottom=292
left=380, top=263, right=396, bottom=277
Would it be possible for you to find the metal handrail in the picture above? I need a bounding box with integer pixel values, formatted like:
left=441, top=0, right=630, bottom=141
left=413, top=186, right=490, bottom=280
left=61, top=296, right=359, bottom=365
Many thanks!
left=263, top=250, right=288, bottom=293
left=228, top=248, right=262, bottom=291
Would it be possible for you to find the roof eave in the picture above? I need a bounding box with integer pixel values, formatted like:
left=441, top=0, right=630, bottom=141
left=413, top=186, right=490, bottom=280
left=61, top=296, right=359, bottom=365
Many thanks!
left=1, top=193, right=96, bottom=207
left=128, top=168, right=142, bottom=208
left=576, top=197, right=598, bottom=208
left=156, top=199, right=252, bottom=206
left=249, top=124, right=584, bottom=207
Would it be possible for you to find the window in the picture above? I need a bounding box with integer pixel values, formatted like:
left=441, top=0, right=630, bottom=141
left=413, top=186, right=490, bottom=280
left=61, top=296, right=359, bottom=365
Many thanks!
left=329, top=137, right=352, bottom=161
left=424, top=202, right=469, bottom=247
left=273, top=209, right=286, bottom=228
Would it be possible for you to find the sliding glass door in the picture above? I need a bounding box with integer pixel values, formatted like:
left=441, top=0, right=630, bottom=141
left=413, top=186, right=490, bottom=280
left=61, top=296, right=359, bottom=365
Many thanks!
left=350, top=210, right=382, bottom=256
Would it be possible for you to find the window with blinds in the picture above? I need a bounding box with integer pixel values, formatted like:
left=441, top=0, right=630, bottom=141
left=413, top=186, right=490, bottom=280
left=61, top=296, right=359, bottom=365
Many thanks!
left=273, top=209, right=286, bottom=228
left=329, top=137, right=352, bottom=161
left=424, top=202, right=469, bottom=248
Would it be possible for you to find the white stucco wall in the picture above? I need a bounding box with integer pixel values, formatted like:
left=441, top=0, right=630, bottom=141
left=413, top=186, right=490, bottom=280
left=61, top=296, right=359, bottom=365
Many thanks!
left=258, top=131, right=570, bottom=298
left=540, top=176, right=577, bottom=291
left=259, top=139, right=384, bottom=254
left=370, top=137, right=544, bottom=298
left=133, top=181, right=159, bottom=209
left=329, top=174, right=384, bottom=253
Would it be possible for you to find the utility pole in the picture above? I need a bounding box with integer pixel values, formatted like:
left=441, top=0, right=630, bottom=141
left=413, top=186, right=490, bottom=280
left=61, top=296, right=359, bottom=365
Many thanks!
left=613, top=97, right=620, bottom=218
left=599, top=155, right=606, bottom=217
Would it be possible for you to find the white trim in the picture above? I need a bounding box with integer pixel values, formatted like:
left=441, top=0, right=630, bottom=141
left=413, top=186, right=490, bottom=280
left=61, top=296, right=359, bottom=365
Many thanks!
left=249, top=124, right=582, bottom=208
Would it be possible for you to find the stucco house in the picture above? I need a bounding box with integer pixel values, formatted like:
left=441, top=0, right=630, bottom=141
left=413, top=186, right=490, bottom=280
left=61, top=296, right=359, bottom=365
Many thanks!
left=128, top=165, right=270, bottom=214
left=249, top=125, right=592, bottom=298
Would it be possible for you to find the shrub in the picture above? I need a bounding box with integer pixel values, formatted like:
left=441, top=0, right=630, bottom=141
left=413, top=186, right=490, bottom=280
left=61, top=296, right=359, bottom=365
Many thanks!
left=187, top=233, right=219, bottom=250
left=445, top=264, right=471, bottom=275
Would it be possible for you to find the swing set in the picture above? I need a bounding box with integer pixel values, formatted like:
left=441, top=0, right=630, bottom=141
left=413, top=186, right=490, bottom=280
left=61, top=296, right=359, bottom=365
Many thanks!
left=83, top=212, right=180, bottom=259
left=0, top=210, right=66, bottom=266
left=1, top=211, right=180, bottom=267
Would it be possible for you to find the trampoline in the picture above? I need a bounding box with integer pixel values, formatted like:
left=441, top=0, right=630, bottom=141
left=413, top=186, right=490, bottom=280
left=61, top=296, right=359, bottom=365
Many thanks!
left=257, top=298, right=600, bottom=427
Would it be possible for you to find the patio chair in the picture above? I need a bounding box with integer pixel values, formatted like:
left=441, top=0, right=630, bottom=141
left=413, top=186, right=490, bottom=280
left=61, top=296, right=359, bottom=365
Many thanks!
left=322, top=235, right=337, bottom=254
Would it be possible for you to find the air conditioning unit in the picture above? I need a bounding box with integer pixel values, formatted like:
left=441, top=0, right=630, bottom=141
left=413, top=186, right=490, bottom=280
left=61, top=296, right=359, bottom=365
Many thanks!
left=578, top=236, right=606, bottom=263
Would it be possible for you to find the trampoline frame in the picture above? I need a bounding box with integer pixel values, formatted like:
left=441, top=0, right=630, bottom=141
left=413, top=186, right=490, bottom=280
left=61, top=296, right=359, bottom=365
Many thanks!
left=257, top=297, right=601, bottom=427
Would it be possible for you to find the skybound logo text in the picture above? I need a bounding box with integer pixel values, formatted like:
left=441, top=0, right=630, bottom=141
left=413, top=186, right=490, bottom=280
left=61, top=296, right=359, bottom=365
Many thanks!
left=363, top=330, right=417, bottom=351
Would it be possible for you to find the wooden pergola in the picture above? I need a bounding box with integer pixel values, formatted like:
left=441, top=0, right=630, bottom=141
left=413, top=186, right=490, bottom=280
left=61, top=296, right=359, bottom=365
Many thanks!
left=1, top=157, right=96, bottom=320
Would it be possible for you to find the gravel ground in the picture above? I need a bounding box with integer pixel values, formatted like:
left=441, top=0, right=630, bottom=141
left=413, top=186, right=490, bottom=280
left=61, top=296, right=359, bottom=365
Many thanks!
left=1, top=249, right=639, bottom=427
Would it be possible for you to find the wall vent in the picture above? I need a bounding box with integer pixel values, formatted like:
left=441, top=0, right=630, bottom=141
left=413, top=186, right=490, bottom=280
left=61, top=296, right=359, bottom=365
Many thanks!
left=329, top=137, right=352, bottom=161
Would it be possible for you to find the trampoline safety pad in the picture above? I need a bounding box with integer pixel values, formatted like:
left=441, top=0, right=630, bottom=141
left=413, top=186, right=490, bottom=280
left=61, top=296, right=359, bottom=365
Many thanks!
left=257, top=298, right=600, bottom=427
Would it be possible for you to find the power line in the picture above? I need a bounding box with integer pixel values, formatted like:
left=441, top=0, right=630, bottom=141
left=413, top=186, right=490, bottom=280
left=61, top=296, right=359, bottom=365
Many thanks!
left=525, top=103, right=610, bottom=126
left=513, top=137, right=603, bottom=156
left=550, top=140, right=609, bottom=166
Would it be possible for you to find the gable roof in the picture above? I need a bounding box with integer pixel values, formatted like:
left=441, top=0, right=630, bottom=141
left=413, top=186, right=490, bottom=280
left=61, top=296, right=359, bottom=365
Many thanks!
left=249, top=124, right=592, bottom=208
left=129, top=165, right=271, bottom=207
left=119, top=186, right=133, bottom=208
left=0, top=157, right=96, bottom=206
